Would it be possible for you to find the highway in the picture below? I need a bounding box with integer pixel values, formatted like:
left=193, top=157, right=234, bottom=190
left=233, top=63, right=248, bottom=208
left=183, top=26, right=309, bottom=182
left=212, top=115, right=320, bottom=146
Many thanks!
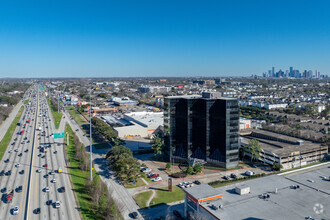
left=0, top=87, right=37, bottom=219
left=0, top=85, right=80, bottom=220
left=62, top=108, right=144, bottom=219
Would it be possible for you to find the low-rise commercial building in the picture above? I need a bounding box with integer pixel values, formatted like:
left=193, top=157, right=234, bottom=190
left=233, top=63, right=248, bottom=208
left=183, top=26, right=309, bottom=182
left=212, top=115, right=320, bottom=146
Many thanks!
left=183, top=167, right=330, bottom=220
left=112, top=112, right=163, bottom=138
left=240, top=129, right=328, bottom=170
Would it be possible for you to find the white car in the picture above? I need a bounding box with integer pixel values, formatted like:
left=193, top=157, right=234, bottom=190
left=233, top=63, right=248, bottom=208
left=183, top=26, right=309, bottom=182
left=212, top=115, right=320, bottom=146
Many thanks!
left=51, top=179, right=56, bottom=183
left=8, top=150, right=13, bottom=153
left=45, top=186, right=50, bottom=192
left=14, top=148, right=19, bottom=152
left=15, top=163, right=20, bottom=168
left=153, top=177, right=162, bottom=182
left=55, top=201, right=60, bottom=208
left=37, top=168, right=41, bottom=173
left=13, top=206, right=19, bottom=215
left=143, top=168, right=152, bottom=173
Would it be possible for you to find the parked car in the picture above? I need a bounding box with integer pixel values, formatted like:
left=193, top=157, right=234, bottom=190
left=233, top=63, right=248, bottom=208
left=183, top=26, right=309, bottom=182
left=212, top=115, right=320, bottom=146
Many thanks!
left=150, top=174, right=159, bottom=178
left=193, top=180, right=201, bottom=185
left=230, top=173, right=237, bottom=179
left=141, top=167, right=152, bottom=173
left=223, top=175, right=230, bottom=180
left=153, top=177, right=162, bottom=182
left=245, top=170, right=254, bottom=176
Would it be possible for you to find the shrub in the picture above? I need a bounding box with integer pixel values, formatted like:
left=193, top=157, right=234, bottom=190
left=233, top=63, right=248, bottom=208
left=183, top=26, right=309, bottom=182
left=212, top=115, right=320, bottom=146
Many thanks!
left=186, top=166, right=194, bottom=175
left=193, top=164, right=202, bottom=174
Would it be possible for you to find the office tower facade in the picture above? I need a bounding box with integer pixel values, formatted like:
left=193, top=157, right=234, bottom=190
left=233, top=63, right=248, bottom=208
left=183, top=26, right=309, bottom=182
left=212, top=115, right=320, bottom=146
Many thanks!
left=272, top=67, right=275, bottom=77
left=164, top=92, right=239, bottom=168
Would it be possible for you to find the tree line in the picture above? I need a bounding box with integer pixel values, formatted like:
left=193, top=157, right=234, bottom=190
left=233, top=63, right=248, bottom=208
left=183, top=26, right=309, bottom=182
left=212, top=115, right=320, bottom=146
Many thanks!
left=91, top=117, right=125, bottom=145
left=70, top=131, right=118, bottom=219
left=106, top=145, right=141, bottom=184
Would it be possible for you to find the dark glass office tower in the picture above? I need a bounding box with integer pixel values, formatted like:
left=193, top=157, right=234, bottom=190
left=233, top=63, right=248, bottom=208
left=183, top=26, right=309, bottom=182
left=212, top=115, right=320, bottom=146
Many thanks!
left=164, top=93, right=239, bottom=168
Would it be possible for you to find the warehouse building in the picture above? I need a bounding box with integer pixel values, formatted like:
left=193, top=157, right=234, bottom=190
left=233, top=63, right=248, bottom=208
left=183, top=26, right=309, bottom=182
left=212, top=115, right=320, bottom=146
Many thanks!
left=112, top=112, right=163, bottom=138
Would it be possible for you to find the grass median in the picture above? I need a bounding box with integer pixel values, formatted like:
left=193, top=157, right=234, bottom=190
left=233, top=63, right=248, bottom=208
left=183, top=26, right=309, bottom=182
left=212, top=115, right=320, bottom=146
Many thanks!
left=24, top=99, right=29, bottom=104
left=47, top=99, right=62, bottom=129
left=0, top=106, right=24, bottom=161
left=65, top=124, right=123, bottom=220
left=65, top=106, right=88, bottom=124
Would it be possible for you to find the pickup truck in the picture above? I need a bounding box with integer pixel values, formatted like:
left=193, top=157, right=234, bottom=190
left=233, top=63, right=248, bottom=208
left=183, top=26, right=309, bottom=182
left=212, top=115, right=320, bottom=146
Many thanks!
left=6, top=190, right=14, bottom=203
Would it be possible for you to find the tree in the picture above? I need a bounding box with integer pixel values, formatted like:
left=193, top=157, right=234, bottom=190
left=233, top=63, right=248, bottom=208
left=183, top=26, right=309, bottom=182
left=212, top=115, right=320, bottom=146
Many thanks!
left=166, top=163, right=171, bottom=170
left=273, top=162, right=282, bottom=171
left=186, top=166, right=194, bottom=175
left=193, top=164, right=202, bottom=174
left=151, top=135, right=164, bottom=156
left=240, top=144, right=248, bottom=160
left=248, top=139, right=261, bottom=162
left=98, top=93, right=107, bottom=99
left=106, top=145, right=132, bottom=161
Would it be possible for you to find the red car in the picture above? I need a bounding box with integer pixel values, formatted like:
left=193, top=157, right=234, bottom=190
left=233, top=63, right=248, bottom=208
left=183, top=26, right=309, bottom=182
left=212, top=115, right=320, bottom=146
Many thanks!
left=44, top=164, right=48, bottom=168
left=150, top=174, right=159, bottom=178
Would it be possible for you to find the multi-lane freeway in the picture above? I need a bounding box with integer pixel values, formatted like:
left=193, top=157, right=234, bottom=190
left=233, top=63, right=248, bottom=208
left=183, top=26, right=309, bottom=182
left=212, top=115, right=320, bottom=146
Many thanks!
left=0, top=85, right=80, bottom=220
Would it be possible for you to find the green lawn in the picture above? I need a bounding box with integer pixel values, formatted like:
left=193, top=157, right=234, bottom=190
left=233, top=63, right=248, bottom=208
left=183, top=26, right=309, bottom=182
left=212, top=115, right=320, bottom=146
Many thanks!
left=150, top=186, right=184, bottom=206
left=48, top=99, right=62, bottom=129
left=65, top=107, right=109, bottom=149
left=0, top=106, right=24, bottom=161
left=24, top=99, right=29, bottom=104
left=134, top=191, right=153, bottom=208
left=65, top=124, right=123, bottom=220
left=66, top=106, right=88, bottom=124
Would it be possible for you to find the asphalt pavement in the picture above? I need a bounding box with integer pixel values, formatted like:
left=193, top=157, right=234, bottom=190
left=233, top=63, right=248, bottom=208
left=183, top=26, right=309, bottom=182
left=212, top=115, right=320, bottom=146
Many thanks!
left=62, top=109, right=144, bottom=220
left=0, top=86, right=81, bottom=220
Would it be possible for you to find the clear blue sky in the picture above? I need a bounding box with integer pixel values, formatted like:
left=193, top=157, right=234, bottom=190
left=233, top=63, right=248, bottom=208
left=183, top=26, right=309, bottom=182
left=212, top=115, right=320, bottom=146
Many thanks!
left=0, top=0, right=330, bottom=78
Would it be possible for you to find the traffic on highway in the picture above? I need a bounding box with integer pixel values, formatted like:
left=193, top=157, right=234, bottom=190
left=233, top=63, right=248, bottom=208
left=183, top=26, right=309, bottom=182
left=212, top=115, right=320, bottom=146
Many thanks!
left=0, top=86, right=80, bottom=220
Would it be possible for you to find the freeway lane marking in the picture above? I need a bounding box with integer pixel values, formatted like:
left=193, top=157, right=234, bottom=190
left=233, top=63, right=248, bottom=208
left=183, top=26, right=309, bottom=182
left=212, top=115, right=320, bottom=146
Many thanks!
left=24, top=87, right=39, bottom=220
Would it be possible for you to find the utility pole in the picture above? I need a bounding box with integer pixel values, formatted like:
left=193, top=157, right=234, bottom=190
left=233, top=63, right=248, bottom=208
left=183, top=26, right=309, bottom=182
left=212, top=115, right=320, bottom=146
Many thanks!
left=58, top=94, right=60, bottom=113
left=89, top=89, right=93, bottom=181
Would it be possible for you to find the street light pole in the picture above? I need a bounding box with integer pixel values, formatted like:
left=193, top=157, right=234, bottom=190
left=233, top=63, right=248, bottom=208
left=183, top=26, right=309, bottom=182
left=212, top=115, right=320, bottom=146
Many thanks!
left=58, top=94, right=60, bottom=113
left=89, top=89, right=93, bottom=181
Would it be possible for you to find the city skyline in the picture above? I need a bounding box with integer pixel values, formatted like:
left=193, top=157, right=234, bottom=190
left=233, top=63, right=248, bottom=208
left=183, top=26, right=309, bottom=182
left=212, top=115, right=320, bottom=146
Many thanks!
left=262, top=66, right=328, bottom=78
left=1, top=1, right=330, bottom=78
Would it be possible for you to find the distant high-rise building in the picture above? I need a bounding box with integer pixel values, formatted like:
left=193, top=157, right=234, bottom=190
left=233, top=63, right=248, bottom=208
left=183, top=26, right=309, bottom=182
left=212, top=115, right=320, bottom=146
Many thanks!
left=289, top=67, right=294, bottom=77
left=272, top=67, right=275, bottom=77
left=164, top=93, right=239, bottom=168
left=315, top=70, right=320, bottom=78
left=307, top=70, right=313, bottom=78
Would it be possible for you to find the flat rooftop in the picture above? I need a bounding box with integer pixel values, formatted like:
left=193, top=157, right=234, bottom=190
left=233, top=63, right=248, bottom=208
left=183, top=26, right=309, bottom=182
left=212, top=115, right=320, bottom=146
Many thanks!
left=166, top=95, right=237, bottom=100
left=183, top=184, right=222, bottom=201
left=240, top=129, right=326, bottom=156
left=125, top=111, right=163, bottom=128
left=200, top=166, right=330, bottom=220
